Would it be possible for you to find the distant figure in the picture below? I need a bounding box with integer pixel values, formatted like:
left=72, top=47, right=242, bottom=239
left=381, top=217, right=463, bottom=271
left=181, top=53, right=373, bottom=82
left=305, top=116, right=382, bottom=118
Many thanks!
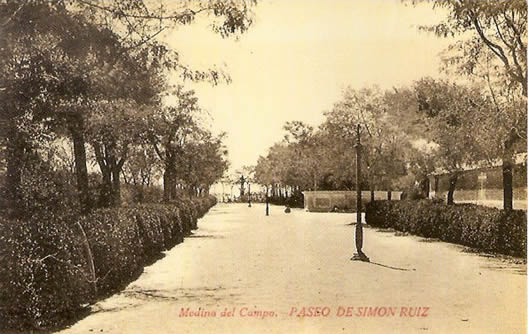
left=284, top=206, right=291, bottom=213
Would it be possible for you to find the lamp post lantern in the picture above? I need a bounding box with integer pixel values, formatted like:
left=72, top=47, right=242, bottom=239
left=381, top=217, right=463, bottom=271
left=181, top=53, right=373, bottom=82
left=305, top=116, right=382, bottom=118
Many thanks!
left=239, top=175, right=246, bottom=198
left=351, top=124, right=370, bottom=262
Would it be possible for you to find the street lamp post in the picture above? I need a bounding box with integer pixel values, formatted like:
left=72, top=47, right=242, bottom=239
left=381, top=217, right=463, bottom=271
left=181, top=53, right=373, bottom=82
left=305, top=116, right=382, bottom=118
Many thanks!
left=265, top=188, right=270, bottom=216
left=266, top=191, right=269, bottom=216
left=248, top=182, right=252, bottom=207
left=351, top=124, right=370, bottom=262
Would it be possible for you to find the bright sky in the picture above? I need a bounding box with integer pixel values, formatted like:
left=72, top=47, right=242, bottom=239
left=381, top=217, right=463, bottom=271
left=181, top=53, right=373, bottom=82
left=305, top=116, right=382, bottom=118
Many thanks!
left=162, top=0, right=452, bottom=172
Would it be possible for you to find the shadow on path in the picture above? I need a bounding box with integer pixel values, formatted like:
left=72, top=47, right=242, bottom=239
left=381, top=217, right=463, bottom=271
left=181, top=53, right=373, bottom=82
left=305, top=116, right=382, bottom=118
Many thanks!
left=186, top=234, right=224, bottom=239
left=367, top=261, right=414, bottom=272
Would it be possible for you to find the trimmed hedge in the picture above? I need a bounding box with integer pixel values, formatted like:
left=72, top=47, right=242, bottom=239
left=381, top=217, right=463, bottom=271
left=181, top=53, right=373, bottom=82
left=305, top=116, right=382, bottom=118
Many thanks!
left=268, top=194, right=304, bottom=208
left=366, top=200, right=526, bottom=258
left=0, top=196, right=216, bottom=330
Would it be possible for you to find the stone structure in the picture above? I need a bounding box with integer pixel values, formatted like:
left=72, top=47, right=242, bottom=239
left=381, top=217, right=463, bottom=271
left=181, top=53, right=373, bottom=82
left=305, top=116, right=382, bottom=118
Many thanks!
left=302, top=190, right=402, bottom=212
left=428, top=153, right=527, bottom=210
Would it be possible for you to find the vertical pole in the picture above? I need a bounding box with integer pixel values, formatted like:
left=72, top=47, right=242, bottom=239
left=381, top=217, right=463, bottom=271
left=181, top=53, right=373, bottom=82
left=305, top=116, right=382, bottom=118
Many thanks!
left=266, top=187, right=270, bottom=216
left=239, top=175, right=245, bottom=197
left=352, top=124, right=369, bottom=262
left=355, top=124, right=363, bottom=247
left=248, top=182, right=252, bottom=207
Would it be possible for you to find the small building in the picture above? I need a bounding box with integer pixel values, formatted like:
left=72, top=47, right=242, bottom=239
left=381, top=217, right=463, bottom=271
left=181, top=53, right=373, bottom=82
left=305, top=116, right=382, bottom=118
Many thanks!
left=302, top=190, right=402, bottom=212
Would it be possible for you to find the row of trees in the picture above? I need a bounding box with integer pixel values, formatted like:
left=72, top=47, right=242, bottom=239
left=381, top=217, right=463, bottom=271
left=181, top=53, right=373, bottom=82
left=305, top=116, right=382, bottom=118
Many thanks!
left=253, top=86, right=421, bottom=199
left=254, top=0, right=526, bottom=210
left=0, top=0, right=255, bottom=218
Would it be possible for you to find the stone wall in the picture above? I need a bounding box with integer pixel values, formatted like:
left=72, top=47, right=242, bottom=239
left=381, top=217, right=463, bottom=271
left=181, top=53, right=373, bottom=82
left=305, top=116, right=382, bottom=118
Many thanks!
left=302, top=190, right=402, bottom=212
left=428, top=162, right=527, bottom=210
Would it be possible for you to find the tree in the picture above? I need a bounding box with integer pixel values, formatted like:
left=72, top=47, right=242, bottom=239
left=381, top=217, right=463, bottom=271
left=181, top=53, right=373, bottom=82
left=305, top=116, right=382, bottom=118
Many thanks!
left=412, top=78, right=491, bottom=204
left=322, top=86, right=410, bottom=193
left=255, top=143, right=295, bottom=198
left=240, top=165, right=256, bottom=201
left=0, top=0, right=171, bottom=213
left=147, top=87, right=201, bottom=201
left=145, top=86, right=227, bottom=200
left=88, top=101, right=157, bottom=206
left=415, top=0, right=527, bottom=210
left=122, top=141, right=161, bottom=202
left=1, top=0, right=257, bottom=214
left=415, top=0, right=526, bottom=94
left=283, top=121, right=326, bottom=191
left=177, top=131, right=229, bottom=196
left=254, top=155, right=274, bottom=190
left=0, top=1, right=106, bottom=214
left=254, top=86, right=417, bottom=198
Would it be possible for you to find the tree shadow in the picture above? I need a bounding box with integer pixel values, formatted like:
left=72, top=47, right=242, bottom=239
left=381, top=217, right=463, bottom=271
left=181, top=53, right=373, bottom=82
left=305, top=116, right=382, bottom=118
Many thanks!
left=92, top=285, right=243, bottom=314
left=186, top=234, right=224, bottom=239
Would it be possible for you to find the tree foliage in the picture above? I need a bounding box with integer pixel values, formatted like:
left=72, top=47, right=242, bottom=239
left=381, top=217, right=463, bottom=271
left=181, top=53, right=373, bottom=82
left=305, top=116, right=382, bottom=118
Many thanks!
left=254, top=86, right=417, bottom=196
left=413, top=0, right=527, bottom=209
left=0, top=0, right=255, bottom=217
left=414, top=0, right=526, bottom=95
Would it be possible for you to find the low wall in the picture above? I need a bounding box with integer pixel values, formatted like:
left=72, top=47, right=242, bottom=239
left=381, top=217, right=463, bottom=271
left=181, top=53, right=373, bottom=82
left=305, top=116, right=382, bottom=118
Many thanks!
left=427, top=160, right=527, bottom=210
left=302, top=190, right=402, bottom=212
left=430, top=188, right=527, bottom=210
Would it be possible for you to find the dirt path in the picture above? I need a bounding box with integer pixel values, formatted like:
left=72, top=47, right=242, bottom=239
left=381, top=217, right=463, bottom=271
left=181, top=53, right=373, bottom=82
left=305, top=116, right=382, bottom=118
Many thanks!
left=58, top=203, right=526, bottom=334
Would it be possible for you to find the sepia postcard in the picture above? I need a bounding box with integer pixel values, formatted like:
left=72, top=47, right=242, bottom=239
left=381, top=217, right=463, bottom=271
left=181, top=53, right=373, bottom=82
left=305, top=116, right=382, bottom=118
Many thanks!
left=0, top=0, right=526, bottom=333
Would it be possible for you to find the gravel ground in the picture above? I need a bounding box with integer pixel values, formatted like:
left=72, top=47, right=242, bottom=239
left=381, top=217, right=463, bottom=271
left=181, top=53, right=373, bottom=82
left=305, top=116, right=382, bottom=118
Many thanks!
left=58, top=203, right=526, bottom=334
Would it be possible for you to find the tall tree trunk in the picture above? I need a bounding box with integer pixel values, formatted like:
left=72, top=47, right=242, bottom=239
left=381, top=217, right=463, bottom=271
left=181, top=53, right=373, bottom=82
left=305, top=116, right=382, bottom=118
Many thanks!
left=100, top=169, right=112, bottom=206
left=163, top=169, right=175, bottom=202
left=369, top=177, right=375, bottom=202
left=92, top=142, right=112, bottom=207
left=163, top=159, right=177, bottom=202
left=423, top=177, right=430, bottom=198
left=111, top=168, right=121, bottom=206
left=447, top=173, right=458, bottom=205
left=502, top=138, right=515, bottom=211
left=137, top=185, right=145, bottom=203
left=163, top=170, right=170, bottom=202
left=70, top=120, right=91, bottom=214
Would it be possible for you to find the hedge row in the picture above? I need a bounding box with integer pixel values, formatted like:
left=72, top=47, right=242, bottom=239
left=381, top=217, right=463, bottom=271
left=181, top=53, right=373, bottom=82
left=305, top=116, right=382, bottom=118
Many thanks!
left=0, top=196, right=216, bottom=330
left=366, top=200, right=526, bottom=258
left=268, top=194, right=304, bottom=208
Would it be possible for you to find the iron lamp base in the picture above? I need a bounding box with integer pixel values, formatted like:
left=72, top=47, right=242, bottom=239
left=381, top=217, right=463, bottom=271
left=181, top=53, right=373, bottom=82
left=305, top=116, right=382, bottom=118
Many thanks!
left=351, top=251, right=370, bottom=262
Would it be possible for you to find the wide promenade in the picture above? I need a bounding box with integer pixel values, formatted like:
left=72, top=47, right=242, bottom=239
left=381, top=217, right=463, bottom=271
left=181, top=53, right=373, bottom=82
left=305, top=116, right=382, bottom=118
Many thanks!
left=60, top=203, right=526, bottom=333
